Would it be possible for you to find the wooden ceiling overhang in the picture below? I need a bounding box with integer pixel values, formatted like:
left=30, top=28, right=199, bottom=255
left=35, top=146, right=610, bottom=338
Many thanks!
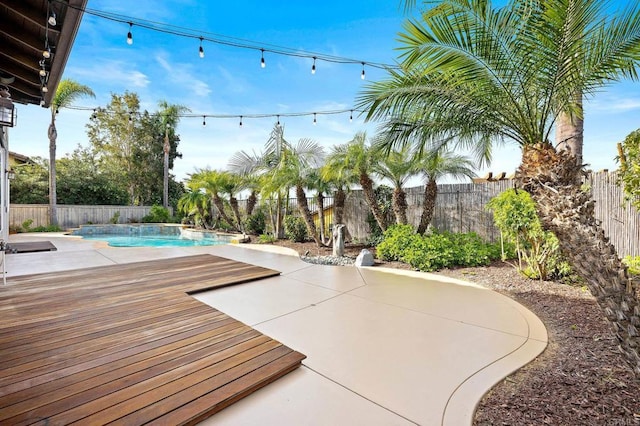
left=0, top=0, right=87, bottom=107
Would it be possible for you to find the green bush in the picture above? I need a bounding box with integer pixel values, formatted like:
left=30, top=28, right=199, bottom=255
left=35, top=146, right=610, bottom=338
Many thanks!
left=376, top=225, right=503, bottom=272
left=377, top=224, right=417, bottom=261
left=244, top=209, right=266, bottom=235
left=142, top=205, right=171, bottom=223
left=31, top=225, right=62, bottom=232
left=21, top=219, right=33, bottom=232
left=257, top=234, right=277, bottom=244
left=284, top=216, right=308, bottom=242
left=109, top=211, right=120, bottom=224
left=623, top=256, right=640, bottom=276
left=487, top=189, right=572, bottom=280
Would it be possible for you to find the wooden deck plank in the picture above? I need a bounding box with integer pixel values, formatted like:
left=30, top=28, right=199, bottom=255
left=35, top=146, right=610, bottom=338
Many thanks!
left=0, top=254, right=305, bottom=424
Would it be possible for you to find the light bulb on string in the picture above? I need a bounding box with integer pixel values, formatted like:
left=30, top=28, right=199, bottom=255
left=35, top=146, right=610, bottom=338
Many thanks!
left=48, top=10, right=57, bottom=26
left=91, top=109, right=97, bottom=120
left=311, top=57, right=316, bottom=74
left=260, top=49, right=266, bottom=68
left=361, top=62, right=366, bottom=80
left=41, top=85, right=48, bottom=93
left=202, top=115, right=206, bottom=126
left=239, top=115, right=243, bottom=127
left=126, top=22, right=133, bottom=45
left=313, top=113, right=317, bottom=125
left=128, top=112, right=133, bottom=123
left=198, top=37, right=204, bottom=58
left=43, top=46, right=51, bottom=59
left=276, top=115, right=280, bottom=126
left=350, top=110, right=353, bottom=123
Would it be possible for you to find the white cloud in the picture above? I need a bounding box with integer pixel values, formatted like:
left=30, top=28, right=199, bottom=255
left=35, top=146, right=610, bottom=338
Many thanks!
left=587, top=97, right=640, bottom=113
left=70, top=61, right=150, bottom=88
left=155, top=55, right=212, bottom=98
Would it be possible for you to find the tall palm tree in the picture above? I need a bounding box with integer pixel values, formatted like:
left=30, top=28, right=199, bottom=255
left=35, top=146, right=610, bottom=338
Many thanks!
left=372, top=143, right=419, bottom=225
left=191, top=169, right=238, bottom=231
left=326, top=132, right=388, bottom=232
left=49, top=79, right=94, bottom=225
left=322, top=147, right=359, bottom=240
left=415, top=150, right=476, bottom=234
left=228, top=150, right=262, bottom=217
left=361, top=0, right=640, bottom=374
left=307, top=169, right=333, bottom=245
left=177, top=185, right=211, bottom=229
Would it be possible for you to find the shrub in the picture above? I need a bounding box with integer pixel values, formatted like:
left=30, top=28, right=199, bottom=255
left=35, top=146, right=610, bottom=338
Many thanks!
left=487, top=189, right=572, bottom=280
left=377, top=224, right=417, bottom=261
left=142, top=205, right=171, bottom=223
left=376, top=226, right=503, bottom=272
left=623, top=256, right=640, bottom=276
left=284, top=215, right=308, bottom=242
left=244, top=209, right=266, bottom=235
left=31, top=225, right=62, bottom=232
left=109, top=211, right=120, bottom=224
left=21, top=219, right=33, bottom=232
left=257, top=234, right=277, bottom=244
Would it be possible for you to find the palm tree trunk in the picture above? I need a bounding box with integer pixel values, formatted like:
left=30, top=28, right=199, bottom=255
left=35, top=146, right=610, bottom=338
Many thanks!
left=518, top=142, right=640, bottom=375
left=212, top=194, right=236, bottom=230
left=360, top=173, right=387, bottom=232
left=48, top=116, right=57, bottom=226
left=246, top=190, right=257, bottom=216
left=392, top=187, right=408, bottom=225
left=556, top=92, right=584, bottom=166
left=229, top=196, right=243, bottom=232
left=296, top=184, right=322, bottom=247
left=417, top=178, right=438, bottom=234
left=276, top=192, right=285, bottom=239
left=333, top=187, right=352, bottom=241
left=317, top=192, right=327, bottom=245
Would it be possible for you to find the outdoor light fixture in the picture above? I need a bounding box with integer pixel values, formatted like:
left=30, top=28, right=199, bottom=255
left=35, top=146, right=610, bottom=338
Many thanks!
left=361, top=62, right=366, bottom=80
left=313, top=112, right=317, bottom=125
left=239, top=115, right=243, bottom=127
left=5, top=170, right=15, bottom=180
left=43, top=46, right=51, bottom=59
left=0, top=87, right=16, bottom=128
left=198, top=37, right=204, bottom=58
left=39, top=68, right=47, bottom=77
left=350, top=110, right=353, bottom=123
left=311, top=57, right=316, bottom=74
left=202, top=115, right=206, bottom=126
left=127, top=23, right=133, bottom=45
left=48, top=10, right=57, bottom=26
left=41, top=85, right=48, bottom=93
left=260, top=49, right=265, bottom=68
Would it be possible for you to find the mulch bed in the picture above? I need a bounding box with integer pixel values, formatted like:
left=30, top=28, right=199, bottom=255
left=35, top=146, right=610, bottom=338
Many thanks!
left=265, top=239, right=640, bottom=425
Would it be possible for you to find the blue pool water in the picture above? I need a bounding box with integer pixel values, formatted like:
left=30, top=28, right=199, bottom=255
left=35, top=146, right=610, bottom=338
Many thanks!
left=81, top=234, right=228, bottom=248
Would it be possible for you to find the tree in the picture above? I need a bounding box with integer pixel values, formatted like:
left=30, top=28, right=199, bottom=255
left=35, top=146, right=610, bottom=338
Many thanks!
left=361, top=0, right=640, bottom=374
left=10, top=157, right=49, bottom=204
left=322, top=147, right=359, bottom=239
left=178, top=182, right=211, bottom=229
left=415, top=150, right=475, bottom=234
left=87, top=93, right=185, bottom=207
left=372, top=143, right=419, bottom=225
left=325, top=132, right=388, bottom=232
left=190, top=169, right=238, bottom=231
left=49, top=79, right=95, bottom=224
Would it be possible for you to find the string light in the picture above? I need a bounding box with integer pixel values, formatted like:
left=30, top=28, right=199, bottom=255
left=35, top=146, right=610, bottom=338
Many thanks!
left=361, top=62, right=366, bottom=80
left=276, top=115, right=280, bottom=125
left=350, top=110, right=353, bottom=123
left=313, top=113, right=317, bottom=125
left=239, top=115, right=243, bottom=127
left=202, top=115, right=206, bottom=126
left=198, top=37, right=204, bottom=58
left=39, top=60, right=47, bottom=77
left=311, top=57, right=316, bottom=74
left=91, top=109, right=97, bottom=119
left=43, top=45, right=51, bottom=59
left=41, top=85, right=48, bottom=93
left=48, top=9, right=57, bottom=26
left=260, top=49, right=265, bottom=68
left=128, top=112, right=133, bottom=122
left=126, top=22, right=133, bottom=45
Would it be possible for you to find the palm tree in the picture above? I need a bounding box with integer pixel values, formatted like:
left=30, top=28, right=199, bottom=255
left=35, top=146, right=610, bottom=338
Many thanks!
left=326, top=132, right=388, bottom=232
left=177, top=184, right=211, bottom=229
left=372, top=143, right=419, bottom=225
left=228, top=150, right=262, bottom=217
left=322, top=147, right=359, bottom=240
left=49, top=79, right=95, bottom=225
left=307, top=169, right=333, bottom=245
left=191, top=169, right=238, bottom=231
left=415, top=150, right=476, bottom=234
left=361, top=0, right=640, bottom=374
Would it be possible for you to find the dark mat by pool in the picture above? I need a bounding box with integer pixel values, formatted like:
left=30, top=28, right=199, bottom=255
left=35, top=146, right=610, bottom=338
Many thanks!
left=5, top=241, right=57, bottom=253
left=0, top=254, right=305, bottom=425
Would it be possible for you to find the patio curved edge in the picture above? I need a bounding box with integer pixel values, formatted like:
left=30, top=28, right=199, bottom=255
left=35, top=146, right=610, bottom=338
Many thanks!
left=441, top=300, right=548, bottom=426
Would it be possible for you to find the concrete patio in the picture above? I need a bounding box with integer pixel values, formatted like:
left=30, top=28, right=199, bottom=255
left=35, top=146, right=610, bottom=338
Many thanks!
left=3, top=233, right=547, bottom=425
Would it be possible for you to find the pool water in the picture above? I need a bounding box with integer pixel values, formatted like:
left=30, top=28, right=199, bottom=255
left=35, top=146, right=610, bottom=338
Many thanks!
left=82, top=234, right=228, bottom=248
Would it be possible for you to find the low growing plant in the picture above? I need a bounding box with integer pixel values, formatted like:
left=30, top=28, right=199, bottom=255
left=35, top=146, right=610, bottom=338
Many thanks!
left=284, top=215, right=308, bottom=242
left=623, top=256, right=640, bottom=276
left=257, top=233, right=277, bottom=244
left=109, top=211, right=121, bottom=224
left=244, top=209, right=266, bottom=235
left=142, top=205, right=171, bottom=223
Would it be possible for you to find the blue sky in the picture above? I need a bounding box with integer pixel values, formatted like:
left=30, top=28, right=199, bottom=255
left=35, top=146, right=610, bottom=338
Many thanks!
left=9, top=0, right=640, bottom=184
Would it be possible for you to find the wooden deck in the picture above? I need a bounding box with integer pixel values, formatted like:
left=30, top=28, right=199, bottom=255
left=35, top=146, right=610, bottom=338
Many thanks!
left=0, top=254, right=306, bottom=425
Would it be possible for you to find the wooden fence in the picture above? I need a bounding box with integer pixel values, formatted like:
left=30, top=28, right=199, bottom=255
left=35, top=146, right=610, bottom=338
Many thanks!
left=10, top=205, right=160, bottom=230
left=10, top=171, right=639, bottom=256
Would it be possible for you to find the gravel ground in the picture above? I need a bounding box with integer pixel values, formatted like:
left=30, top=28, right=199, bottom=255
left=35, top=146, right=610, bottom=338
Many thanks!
left=265, top=239, right=640, bottom=425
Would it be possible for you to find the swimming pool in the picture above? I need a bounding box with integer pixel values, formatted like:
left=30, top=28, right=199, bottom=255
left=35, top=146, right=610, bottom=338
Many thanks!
left=71, top=224, right=232, bottom=248
left=81, top=234, right=228, bottom=248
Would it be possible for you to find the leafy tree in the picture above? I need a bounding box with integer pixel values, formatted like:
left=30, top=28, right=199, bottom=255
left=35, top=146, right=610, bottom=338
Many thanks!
left=86, top=93, right=185, bottom=207
left=56, top=147, right=129, bottom=205
left=49, top=79, right=95, bottom=223
left=415, top=150, right=475, bottom=234
left=618, top=129, right=640, bottom=209
left=362, top=0, right=640, bottom=373
left=178, top=181, right=211, bottom=228
left=325, top=132, right=387, bottom=232
left=10, top=157, right=49, bottom=204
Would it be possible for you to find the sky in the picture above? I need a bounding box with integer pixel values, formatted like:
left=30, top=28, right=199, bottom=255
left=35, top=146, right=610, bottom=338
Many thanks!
left=8, top=0, right=640, bottom=186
